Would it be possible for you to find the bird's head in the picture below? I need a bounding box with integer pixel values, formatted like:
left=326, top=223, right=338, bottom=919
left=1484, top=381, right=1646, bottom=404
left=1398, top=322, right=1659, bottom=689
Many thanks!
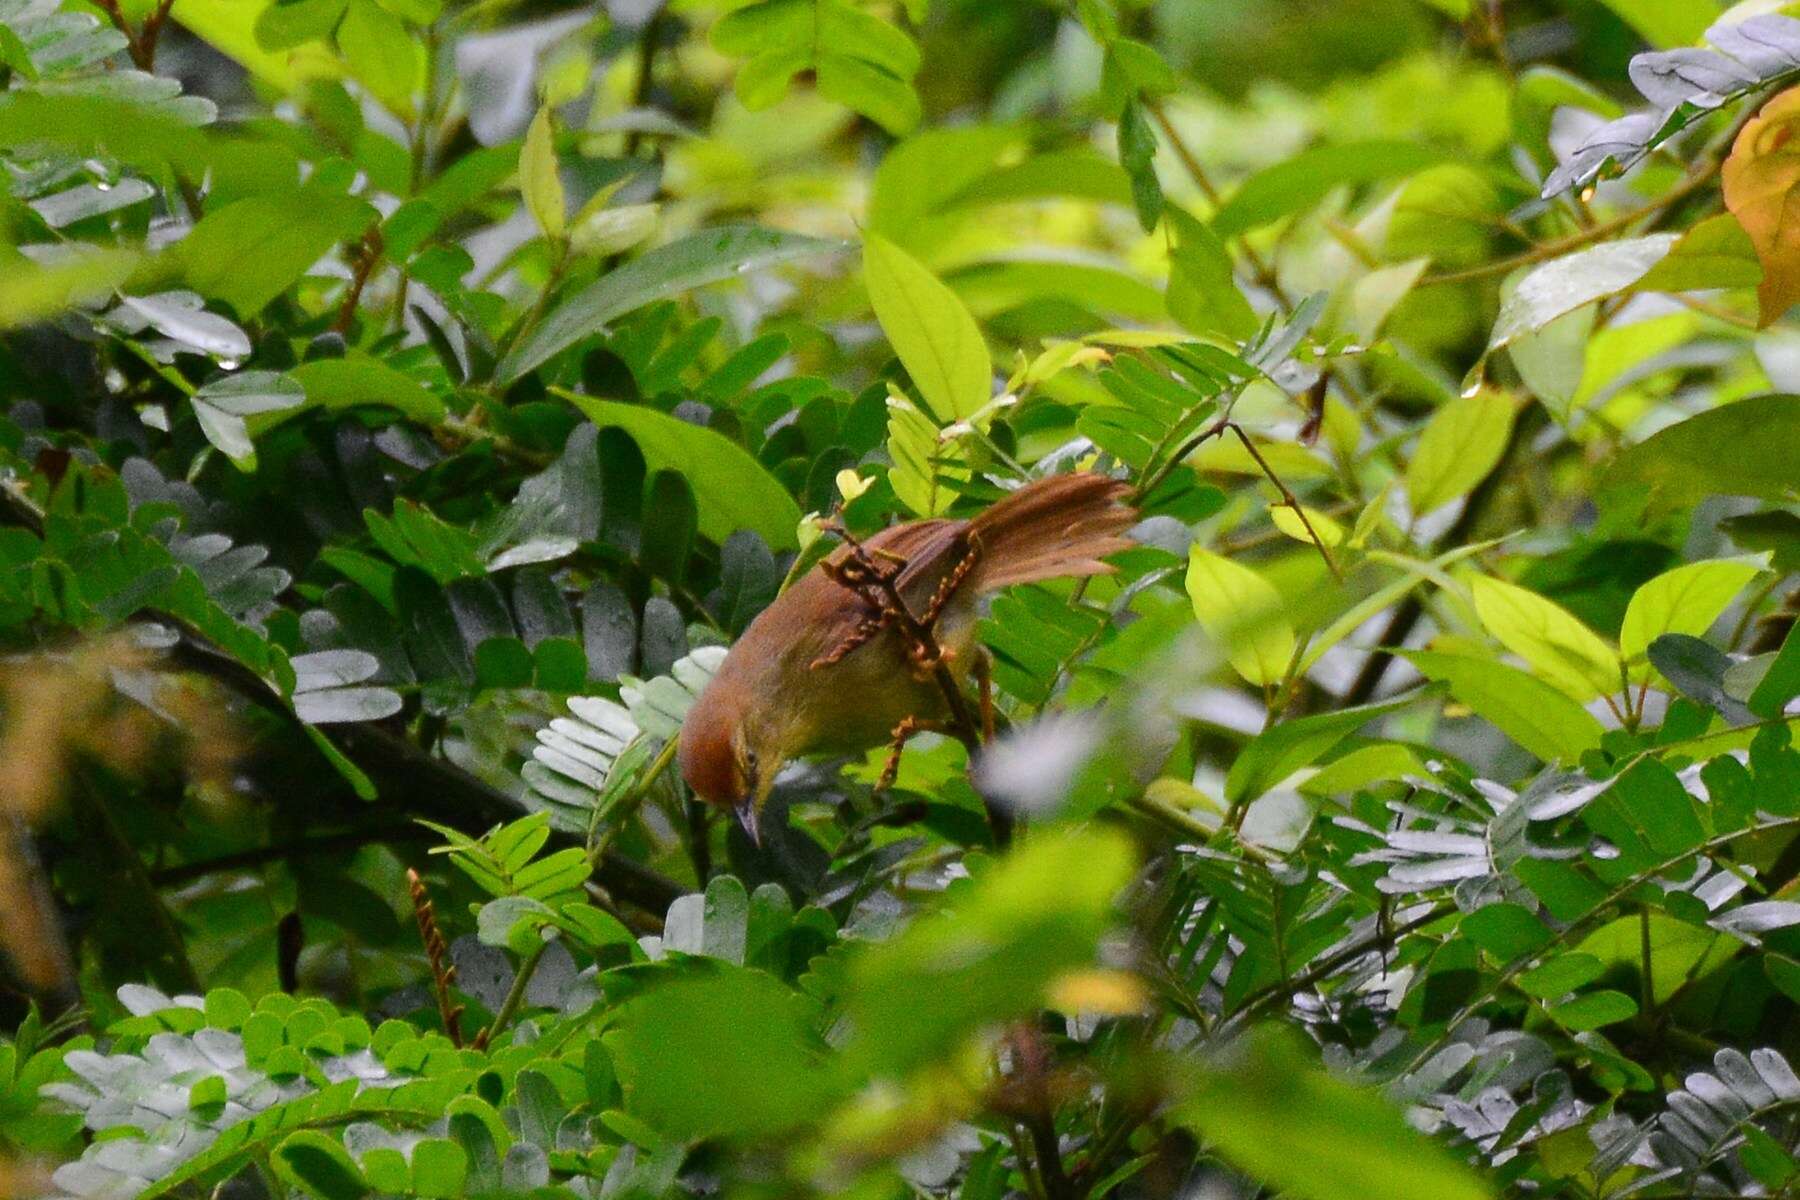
left=677, top=679, right=780, bottom=845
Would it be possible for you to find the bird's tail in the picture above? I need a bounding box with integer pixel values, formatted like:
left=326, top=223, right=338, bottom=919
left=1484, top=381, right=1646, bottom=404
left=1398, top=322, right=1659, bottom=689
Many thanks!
left=966, top=472, right=1137, bottom=593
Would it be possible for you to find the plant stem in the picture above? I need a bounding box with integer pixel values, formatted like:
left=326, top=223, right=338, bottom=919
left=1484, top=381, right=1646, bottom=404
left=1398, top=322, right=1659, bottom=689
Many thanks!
left=589, top=736, right=679, bottom=862
left=1420, top=156, right=1722, bottom=287
left=1026, top=1111, right=1075, bottom=1200
left=1395, top=814, right=1800, bottom=1078
left=474, top=937, right=548, bottom=1050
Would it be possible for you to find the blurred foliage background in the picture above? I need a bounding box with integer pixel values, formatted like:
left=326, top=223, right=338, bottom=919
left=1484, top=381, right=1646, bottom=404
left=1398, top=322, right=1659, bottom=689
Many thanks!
left=1, top=0, right=1799, bottom=1197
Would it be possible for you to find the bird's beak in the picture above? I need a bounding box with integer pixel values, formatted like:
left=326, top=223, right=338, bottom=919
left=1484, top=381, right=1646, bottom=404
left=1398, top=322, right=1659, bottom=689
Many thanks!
left=733, top=797, right=762, bottom=847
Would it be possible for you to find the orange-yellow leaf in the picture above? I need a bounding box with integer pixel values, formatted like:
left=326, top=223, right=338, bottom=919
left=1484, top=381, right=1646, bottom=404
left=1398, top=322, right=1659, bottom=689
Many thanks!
left=1723, top=87, right=1800, bottom=327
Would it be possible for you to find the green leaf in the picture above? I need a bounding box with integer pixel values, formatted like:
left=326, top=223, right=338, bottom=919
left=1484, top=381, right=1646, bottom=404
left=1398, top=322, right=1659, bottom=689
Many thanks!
left=1513, top=859, right=1608, bottom=923
left=603, top=962, right=833, bottom=1140
left=1636, top=213, right=1761, bottom=293
left=1224, top=691, right=1426, bottom=805
left=520, top=106, right=564, bottom=242
left=1167, top=209, right=1257, bottom=340
left=1402, top=650, right=1606, bottom=762
left=1751, top=623, right=1800, bottom=720
left=192, top=371, right=307, bottom=470
left=173, top=0, right=319, bottom=90
left=1722, top=510, right=1800, bottom=573
left=1619, top=558, right=1765, bottom=682
left=1548, top=989, right=1638, bottom=1031
left=0, top=247, right=138, bottom=330
left=886, top=391, right=969, bottom=516
left=1603, top=394, right=1800, bottom=509
left=1516, top=952, right=1605, bottom=999
left=1487, top=236, right=1677, bottom=354
left=1186, top=546, right=1295, bottom=688
left=1579, top=911, right=1725, bottom=1005
left=1594, top=0, right=1715, bottom=48
left=711, top=0, right=921, bottom=132
left=1648, top=633, right=1757, bottom=723
left=863, top=233, right=991, bottom=423
left=1405, top=390, right=1516, bottom=516
left=29, top=179, right=156, bottom=229
left=1176, top=1028, right=1491, bottom=1200
left=1509, top=304, right=1593, bottom=420
left=1117, top=96, right=1162, bottom=233
left=553, top=394, right=800, bottom=549
left=274, top=1131, right=368, bottom=1200
left=1469, top=575, right=1620, bottom=702
left=178, top=184, right=374, bottom=317
left=1460, top=903, right=1553, bottom=960
left=254, top=0, right=348, bottom=51
left=497, top=226, right=846, bottom=383
left=338, top=0, right=419, bottom=118
left=407, top=1138, right=467, bottom=1199
left=189, top=1074, right=228, bottom=1114
left=1349, top=258, right=1428, bottom=344
left=848, top=830, right=1136, bottom=1076
left=288, top=356, right=445, bottom=424
left=473, top=637, right=532, bottom=689
left=0, top=23, right=37, bottom=80
left=1210, top=142, right=1449, bottom=238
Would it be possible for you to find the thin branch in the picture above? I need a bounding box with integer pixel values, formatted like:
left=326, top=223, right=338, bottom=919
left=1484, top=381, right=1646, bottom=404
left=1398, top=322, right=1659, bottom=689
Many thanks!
left=1420, top=157, right=1722, bottom=288
left=1224, top=901, right=1457, bottom=1030
left=1395, top=815, right=1800, bottom=1079
left=151, top=823, right=434, bottom=888
left=472, top=937, right=547, bottom=1051
left=1145, top=100, right=1289, bottom=307
left=135, top=0, right=177, bottom=70
left=332, top=226, right=385, bottom=335
left=621, top=3, right=670, bottom=159
left=1341, top=409, right=1534, bottom=704
left=1227, top=422, right=1341, bottom=581
left=1026, top=1111, right=1074, bottom=1200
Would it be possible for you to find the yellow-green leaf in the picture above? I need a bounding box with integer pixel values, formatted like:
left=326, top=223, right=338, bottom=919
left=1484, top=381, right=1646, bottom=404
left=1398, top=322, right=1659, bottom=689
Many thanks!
left=0, top=247, right=137, bottom=329
left=1620, top=558, right=1766, bottom=682
left=1470, top=575, right=1620, bottom=702
left=863, top=233, right=990, bottom=423
left=339, top=0, right=419, bottom=119
left=1270, top=505, right=1344, bottom=548
left=1406, top=390, right=1515, bottom=516
left=885, top=392, right=967, bottom=517
left=1186, top=547, right=1295, bottom=688
left=520, top=106, right=564, bottom=242
left=174, top=0, right=335, bottom=92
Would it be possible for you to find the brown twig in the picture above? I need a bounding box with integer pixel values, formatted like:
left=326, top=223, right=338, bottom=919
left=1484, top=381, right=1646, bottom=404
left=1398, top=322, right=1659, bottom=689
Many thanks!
left=89, top=0, right=175, bottom=70
left=136, top=0, right=176, bottom=69
left=406, top=868, right=464, bottom=1047
left=1140, top=414, right=1340, bottom=580
left=1419, top=155, right=1722, bottom=287
left=1224, top=422, right=1341, bottom=581
left=333, top=226, right=385, bottom=335
left=973, top=649, right=997, bottom=743
left=1145, top=100, right=1289, bottom=308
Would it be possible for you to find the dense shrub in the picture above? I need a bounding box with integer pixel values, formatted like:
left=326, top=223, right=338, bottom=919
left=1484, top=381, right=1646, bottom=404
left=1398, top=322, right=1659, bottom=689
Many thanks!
left=1, top=0, right=1799, bottom=1197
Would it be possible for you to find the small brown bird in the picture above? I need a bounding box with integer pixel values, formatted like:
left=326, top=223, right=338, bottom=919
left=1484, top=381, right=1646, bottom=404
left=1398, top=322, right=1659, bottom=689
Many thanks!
left=678, top=472, right=1137, bottom=842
